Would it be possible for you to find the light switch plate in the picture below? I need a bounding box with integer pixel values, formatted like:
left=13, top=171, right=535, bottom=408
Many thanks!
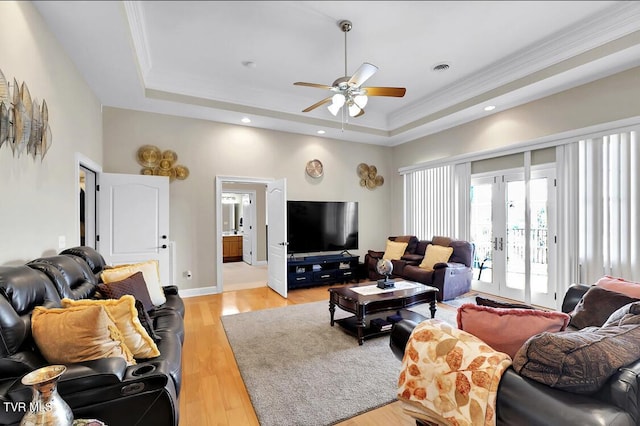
left=58, top=235, right=66, bottom=249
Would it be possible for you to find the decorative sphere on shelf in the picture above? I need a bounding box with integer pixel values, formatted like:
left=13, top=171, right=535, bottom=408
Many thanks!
left=376, top=258, right=393, bottom=276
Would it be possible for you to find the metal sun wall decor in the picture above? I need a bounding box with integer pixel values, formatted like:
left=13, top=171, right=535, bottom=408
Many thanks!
left=0, top=68, right=52, bottom=160
left=357, top=163, right=384, bottom=190
left=136, top=145, right=189, bottom=182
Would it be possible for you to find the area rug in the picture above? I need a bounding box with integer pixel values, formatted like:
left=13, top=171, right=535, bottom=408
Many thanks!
left=221, top=301, right=457, bottom=426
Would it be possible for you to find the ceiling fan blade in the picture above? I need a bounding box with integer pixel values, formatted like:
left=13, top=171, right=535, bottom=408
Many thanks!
left=363, top=87, right=406, bottom=97
left=348, top=63, right=378, bottom=87
left=302, top=97, right=332, bottom=112
left=354, top=108, right=365, bottom=118
left=294, top=82, right=333, bottom=90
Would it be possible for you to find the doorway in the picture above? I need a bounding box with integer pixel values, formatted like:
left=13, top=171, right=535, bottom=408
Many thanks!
left=76, top=154, right=101, bottom=248
left=470, top=166, right=556, bottom=307
left=216, top=177, right=270, bottom=292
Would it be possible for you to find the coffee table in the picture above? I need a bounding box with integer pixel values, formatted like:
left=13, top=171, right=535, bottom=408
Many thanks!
left=328, top=281, right=439, bottom=345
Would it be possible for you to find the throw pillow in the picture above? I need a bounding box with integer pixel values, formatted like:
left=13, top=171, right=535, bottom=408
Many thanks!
left=475, top=296, right=535, bottom=310
left=457, top=303, right=570, bottom=359
left=418, top=244, right=453, bottom=271
left=97, top=271, right=155, bottom=312
left=569, top=286, right=639, bottom=329
left=31, top=304, right=135, bottom=365
left=382, top=240, right=408, bottom=261
left=102, top=261, right=167, bottom=307
left=513, top=322, right=640, bottom=394
left=596, top=275, right=640, bottom=299
left=62, top=296, right=160, bottom=359
left=602, top=301, right=640, bottom=327
left=135, top=299, right=162, bottom=342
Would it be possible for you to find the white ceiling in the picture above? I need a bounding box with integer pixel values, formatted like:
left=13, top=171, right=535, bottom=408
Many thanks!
left=33, top=1, right=640, bottom=146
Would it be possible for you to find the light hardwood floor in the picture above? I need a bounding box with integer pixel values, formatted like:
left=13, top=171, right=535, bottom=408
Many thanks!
left=178, top=284, right=462, bottom=426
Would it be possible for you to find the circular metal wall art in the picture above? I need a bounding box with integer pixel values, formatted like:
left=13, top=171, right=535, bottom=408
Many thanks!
left=356, top=163, right=384, bottom=190
left=137, top=145, right=162, bottom=167
left=175, top=165, right=190, bottom=180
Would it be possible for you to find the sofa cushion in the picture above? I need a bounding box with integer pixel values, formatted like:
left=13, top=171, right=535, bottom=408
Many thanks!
left=457, top=304, right=570, bottom=358
left=448, top=240, right=474, bottom=267
left=383, top=240, right=408, bottom=261
left=418, top=244, right=453, bottom=271
left=97, top=271, right=155, bottom=312
left=513, top=307, right=640, bottom=394
left=391, top=235, right=419, bottom=254
left=596, top=275, right=640, bottom=299
left=62, top=296, right=160, bottom=359
left=569, top=286, right=639, bottom=329
left=101, top=261, right=167, bottom=307
left=31, top=304, right=135, bottom=365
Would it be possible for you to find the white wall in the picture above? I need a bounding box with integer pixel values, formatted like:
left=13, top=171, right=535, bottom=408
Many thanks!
left=0, top=1, right=103, bottom=265
left=102, top=107, right=392, bottom=291
left=390, top=66, right=640, bottom=235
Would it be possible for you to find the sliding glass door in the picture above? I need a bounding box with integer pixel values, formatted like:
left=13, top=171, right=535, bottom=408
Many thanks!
left=470, top=168, right=556, bottom=307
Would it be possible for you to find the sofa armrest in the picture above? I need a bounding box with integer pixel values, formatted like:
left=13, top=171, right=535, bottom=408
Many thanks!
left=162, top=285, right=179, bottom=296
left=433, top=261, right=467, bottom=270
left=561, top=283, right=591, bottom=313
left=367, top=250, right=384, bottom=259
left=594, top=359, right=640, bottom=424
left=389, top=319, right=419, bottom=361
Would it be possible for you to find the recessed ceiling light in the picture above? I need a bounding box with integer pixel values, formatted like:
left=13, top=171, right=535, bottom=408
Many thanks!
left=317, top=130, right=326, bottom=135
left=484, top=105, right=496, bottom=111
left=241, top=117, right=251, bottom=123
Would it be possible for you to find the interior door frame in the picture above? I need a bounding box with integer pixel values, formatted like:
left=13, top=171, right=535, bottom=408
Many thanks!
left=221, top=189, right=257, bottom=265
left=215, top=176, right=273, bottom=293
left=75, top=153, right=102, bottom=248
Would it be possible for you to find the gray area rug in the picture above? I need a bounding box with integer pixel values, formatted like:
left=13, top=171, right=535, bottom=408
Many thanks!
left=221, top=301, right=457, bottom=426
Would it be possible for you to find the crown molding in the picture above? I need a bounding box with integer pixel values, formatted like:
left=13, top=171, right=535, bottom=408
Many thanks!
left=123, top=1, right=152, bottom=79
left=390, top=2, right=640, bottom=129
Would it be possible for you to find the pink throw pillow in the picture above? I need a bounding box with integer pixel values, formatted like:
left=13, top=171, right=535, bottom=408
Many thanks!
left=456, top=304, right=570, bottom=359
left=596, top=275, right=640, bottom=299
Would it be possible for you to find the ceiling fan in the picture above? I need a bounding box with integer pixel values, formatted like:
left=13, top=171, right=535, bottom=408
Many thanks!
left=294, top=19, right=406, bottom=119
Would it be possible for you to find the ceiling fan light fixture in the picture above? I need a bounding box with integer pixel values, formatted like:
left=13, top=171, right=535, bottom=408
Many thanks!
left=332, top=93, right=346, bottom=107
left=328, top=102, right=342, bottom=116
left=354, top=94, right=368, bottom=108
left=348, top=103, right=361, bottom=117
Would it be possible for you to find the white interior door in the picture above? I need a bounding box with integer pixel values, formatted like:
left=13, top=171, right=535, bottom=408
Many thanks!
left=97, top=173, right=171, bottom=285
left=242, top=194, right=253, bottom=264
left=267, top=178, right=287, bottom=298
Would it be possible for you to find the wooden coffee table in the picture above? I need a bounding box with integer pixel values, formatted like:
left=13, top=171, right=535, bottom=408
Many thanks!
left=328, top=281, right=438, bottom=345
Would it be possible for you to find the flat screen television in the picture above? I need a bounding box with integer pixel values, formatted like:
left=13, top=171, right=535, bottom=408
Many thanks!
left=287, top=200, right=358, bottom=254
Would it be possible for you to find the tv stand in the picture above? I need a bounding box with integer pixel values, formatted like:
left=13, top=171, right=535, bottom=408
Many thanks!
left=287, top=254, right=360, bottom=289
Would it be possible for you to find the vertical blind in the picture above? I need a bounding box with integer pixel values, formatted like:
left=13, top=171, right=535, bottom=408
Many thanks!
left=404, top=165, right=455, bottom=239
left=578, top=129, right=640, bottom=284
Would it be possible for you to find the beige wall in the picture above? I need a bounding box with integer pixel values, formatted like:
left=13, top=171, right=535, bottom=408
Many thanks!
left=390, top=66, right=640, bottom=235
left=102, top=108, right=392, bottom=291
left=0, top=1, right=102, bottom=265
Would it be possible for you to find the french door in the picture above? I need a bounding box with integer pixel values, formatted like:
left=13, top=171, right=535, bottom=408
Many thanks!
left=470, top=168, right=556, bottom=307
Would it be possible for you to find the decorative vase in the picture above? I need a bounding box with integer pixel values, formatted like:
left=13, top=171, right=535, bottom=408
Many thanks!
left=20, top=365, right=73, bottom=426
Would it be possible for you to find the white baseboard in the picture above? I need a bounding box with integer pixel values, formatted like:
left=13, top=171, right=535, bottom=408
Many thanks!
left=179, top=286, right=220, bottom=298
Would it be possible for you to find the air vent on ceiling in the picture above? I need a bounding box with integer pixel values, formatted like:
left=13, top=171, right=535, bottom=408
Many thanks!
left=432, top=63, right=451, bottom=72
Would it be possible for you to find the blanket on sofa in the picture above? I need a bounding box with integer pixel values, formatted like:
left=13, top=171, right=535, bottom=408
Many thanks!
left=397, top=319, right=512, bottom=426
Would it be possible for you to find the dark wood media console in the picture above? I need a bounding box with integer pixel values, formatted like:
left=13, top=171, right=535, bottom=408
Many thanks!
left=287, top=254, right=359, bottom=289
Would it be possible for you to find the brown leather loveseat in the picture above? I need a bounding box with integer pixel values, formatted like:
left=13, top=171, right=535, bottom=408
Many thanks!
left=364, top=236, right=474, bottom=301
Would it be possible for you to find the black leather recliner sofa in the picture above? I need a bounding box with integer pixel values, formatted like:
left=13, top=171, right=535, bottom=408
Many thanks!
left=0, top=246, right=184, bottom=426
left=390, top=284, right=639, bottom=426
